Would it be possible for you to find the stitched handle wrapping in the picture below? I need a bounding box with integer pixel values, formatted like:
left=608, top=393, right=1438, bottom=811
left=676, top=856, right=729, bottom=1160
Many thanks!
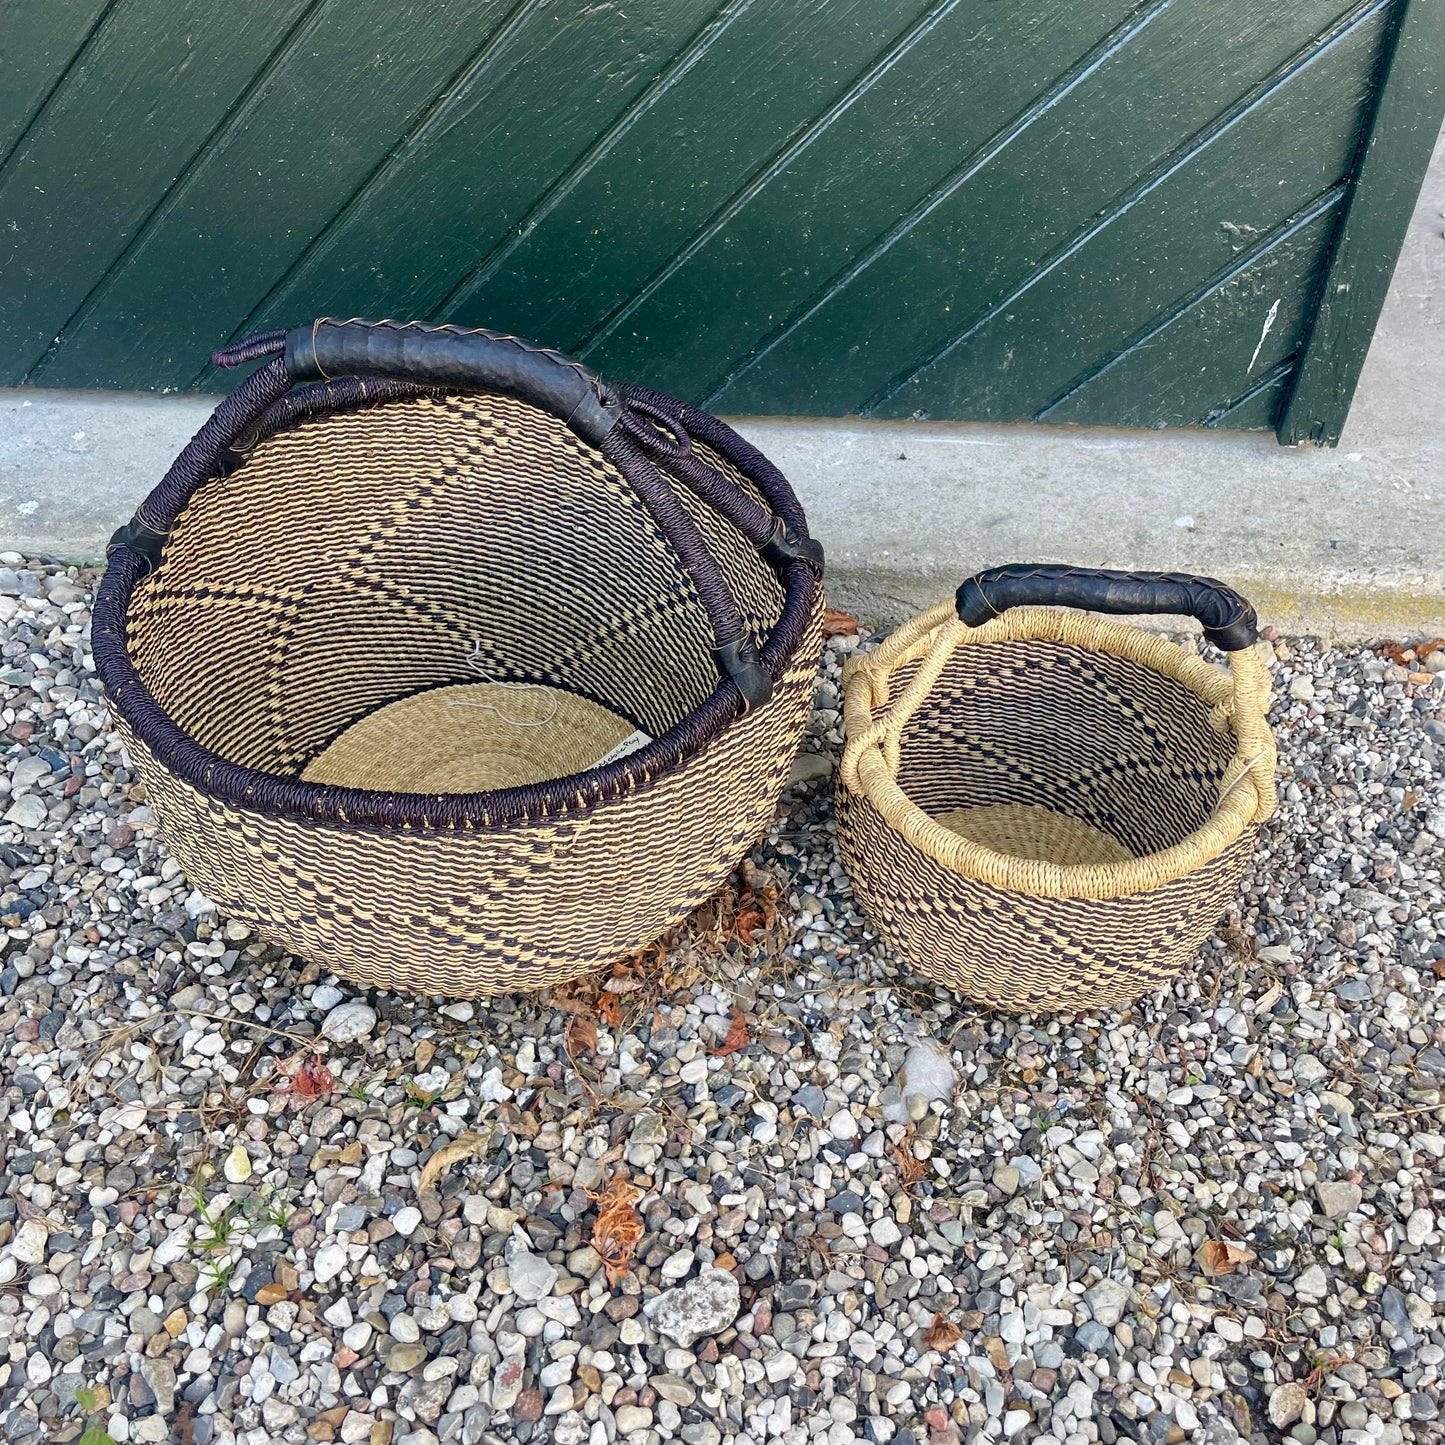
left=284, top=318, right=622, bottom=445
left=955, top=564, right=1258, bottom=651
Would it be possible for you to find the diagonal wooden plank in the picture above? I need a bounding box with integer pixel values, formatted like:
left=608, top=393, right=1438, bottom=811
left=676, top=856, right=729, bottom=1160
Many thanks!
left=862, top=0, right=1391, bottom=420
left=230, top=0, right=731, bottom=358
left=0, top=0, right=317, bottom=385
left=1036, top=191, right=1345, bottom=428
left=0, top=0, right=116, bottom=170
left=574, top=0, right=972, bottom=363
left=710, top=0, right=1376, bottom=417
left=1277, top=0, right=1445, bottom=443
left=441, top=0, right=943, bottom=350
left=34, top=0, right=522, bottom=390
left=1203, top=359, right=1297, bottom=429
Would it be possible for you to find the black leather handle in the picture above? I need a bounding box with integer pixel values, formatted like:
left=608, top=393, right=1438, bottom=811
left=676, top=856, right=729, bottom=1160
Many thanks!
left=284, top=319, right=622, bottom=445
left=955, top=564, right=1258, bottom=650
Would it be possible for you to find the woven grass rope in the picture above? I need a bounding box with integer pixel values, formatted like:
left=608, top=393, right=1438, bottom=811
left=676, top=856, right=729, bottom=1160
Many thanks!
left=838, top=565, right=1276, bottom=1012
left=95, top=320, right=824, bottom=996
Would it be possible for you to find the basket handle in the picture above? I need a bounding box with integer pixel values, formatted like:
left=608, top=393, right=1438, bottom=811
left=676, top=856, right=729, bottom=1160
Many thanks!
left=282, top=318, right=622, bottom=444
left=955, top=564, right=1257, bottom=651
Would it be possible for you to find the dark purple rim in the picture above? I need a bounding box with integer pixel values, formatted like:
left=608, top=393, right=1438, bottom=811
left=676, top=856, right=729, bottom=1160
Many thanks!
left=93, top=354, right=820, bottom=834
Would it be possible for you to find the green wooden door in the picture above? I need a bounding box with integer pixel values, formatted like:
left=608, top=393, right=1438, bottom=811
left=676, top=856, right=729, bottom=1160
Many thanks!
left=1, top=0, right=1440, bottom=443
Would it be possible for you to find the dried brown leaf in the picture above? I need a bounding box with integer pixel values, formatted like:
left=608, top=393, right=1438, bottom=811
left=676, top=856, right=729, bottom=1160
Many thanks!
left=890, top=1139, right=928, bottom=1190
left=418, top=1131, right=490, bottom=1194
left=822, top=608, right=861, bottom=638
left=551, top=979, right=600, bottom=1015
left=567, top=1014, right=599, bottom=1058
left=735, top=908, right=766, bottom=944
left=923, top=1312, right=964, bottom=1351
left=597, top=992, right=622, bottom=1028
left=708, top=1008, right=750, bottom=1057
left=1197, top=1239, right=1255, bottom=1278
left=588, top=1174, right=644, bottom=1286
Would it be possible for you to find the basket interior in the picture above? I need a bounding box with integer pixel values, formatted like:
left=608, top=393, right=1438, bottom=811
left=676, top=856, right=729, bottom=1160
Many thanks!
left=124, top=393, right=785, bottom=792
left=892, top=638, right=1236, bottom=864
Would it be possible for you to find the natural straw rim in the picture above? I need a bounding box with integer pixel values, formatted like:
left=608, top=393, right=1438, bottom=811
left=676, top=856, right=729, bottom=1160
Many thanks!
left=839, top=603, right=1277, bottom=900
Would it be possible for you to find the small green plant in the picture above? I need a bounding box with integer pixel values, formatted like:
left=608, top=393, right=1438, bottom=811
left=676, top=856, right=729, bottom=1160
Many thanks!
left=346, top=1081, right=369, bottom=1102
left=190, top=1189, right=238, bottom=1253
left=237, top=1187, right=290, bottom=1231
left=79, top=1427, right=118, bottom=1445
left=75, top=1385, right=97, bottom=1413
left=199, top=1257, right=234, bottom=1294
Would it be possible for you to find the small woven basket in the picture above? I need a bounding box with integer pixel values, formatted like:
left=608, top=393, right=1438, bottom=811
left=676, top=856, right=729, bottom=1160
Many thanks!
left=95, top=319, right=824, bottom=996
left=837, top=565, right=1276, bottom=1012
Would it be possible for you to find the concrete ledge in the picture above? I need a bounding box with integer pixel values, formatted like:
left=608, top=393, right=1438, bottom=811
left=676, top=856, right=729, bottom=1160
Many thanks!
left=2, top=387, right=1438, bottom=639
left=734, top=414, right=1443, bottom=637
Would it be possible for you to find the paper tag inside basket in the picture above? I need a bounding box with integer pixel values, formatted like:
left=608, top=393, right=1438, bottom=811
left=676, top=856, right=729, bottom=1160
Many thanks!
left=592, top=730, right=652, bottom=768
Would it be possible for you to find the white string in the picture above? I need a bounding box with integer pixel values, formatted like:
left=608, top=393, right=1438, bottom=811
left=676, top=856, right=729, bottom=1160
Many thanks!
left=1216, top=749, right=1268, bottom=805
left=445, top=642, right=559, bottom=728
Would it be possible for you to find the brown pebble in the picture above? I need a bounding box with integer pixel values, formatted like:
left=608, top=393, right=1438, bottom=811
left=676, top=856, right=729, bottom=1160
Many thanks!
left=255, top=1283, right=289, bottom=1306
left=513, top=1389, right=543, bottom=1423
left=14, top=1020, right=38, bottom=1043
left=335, top=1348, right=359, bottom=1369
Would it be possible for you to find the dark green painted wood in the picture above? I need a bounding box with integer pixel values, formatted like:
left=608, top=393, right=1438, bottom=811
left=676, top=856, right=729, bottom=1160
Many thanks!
left=225, top=0, right=724, bottom=373
left=0, top=0, right=113, bottom=165
left=1205, top=363, right=1297, bottom=430
left=1040, top=200, right=1343, bottom=428
left=1, top=0, right=1438, bottom=442
left=1277, top=0, right=1445, bottom=444
left=577, top=0, right=1144, bottom=398
left=712, top=0, right=1382, bottom=415
left=865, top=8, right=1384, bottom=423
left=446, top=0, right=944, bottom=347
left=35, top=0, right=521, bottom=390
left=0, top=0, right=317, bottom=384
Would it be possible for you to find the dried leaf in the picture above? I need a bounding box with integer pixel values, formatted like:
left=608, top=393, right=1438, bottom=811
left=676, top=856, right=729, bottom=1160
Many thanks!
left=1197, top=1239, right=1256, bottom=1278
left=708, top=1008, right=750, bottom=1057
left=588, top=1174, right=644, bottom=1285
left=567, top=1014, right=599, bottom=1058
left=1253, top=980, right=1283, bottom=1015
left=890, top=1139, right=928, bottom=1190
left=274, top=1056, right=333, bottom=1099
left=597, top=992, right=622, bottom=1028
left=551, top=979, right=600, bottom=1016
left=735, top=908, right=766, bottom=944
left=1383, top=641, right=1413, bottom=665
left=822, top=608, right=860, bottom=638
left=418, top=1131, right=490, bottom=1193
left=923, top=1313, right=964, bottom=1351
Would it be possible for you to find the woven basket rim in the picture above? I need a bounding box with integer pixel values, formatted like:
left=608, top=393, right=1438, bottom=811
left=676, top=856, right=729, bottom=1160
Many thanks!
left=95, top=377, right=821, bottom=833
left=840, top=603, right=1277, bottom=900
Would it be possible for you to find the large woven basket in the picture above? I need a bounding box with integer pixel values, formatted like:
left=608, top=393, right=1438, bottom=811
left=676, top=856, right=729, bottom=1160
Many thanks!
left=95, top=320, right=824, bottom=996
left=837, top=565, right=1276, bottom=1012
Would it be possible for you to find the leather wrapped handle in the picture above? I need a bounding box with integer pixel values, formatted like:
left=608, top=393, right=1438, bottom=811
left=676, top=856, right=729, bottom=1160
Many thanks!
left=955, top=564, right=1258, bottom=650
left=284, top=319, right=622, bottom=446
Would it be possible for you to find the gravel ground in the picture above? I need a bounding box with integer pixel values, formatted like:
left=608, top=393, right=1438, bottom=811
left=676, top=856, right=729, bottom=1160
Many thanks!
left=1, top=553, right=1444, bottom=1445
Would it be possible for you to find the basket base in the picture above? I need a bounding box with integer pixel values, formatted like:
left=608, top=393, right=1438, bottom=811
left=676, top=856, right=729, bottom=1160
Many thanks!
left=302, top=682, right=643, bottom=794
left=933, top=804, right=1134, bottom=867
